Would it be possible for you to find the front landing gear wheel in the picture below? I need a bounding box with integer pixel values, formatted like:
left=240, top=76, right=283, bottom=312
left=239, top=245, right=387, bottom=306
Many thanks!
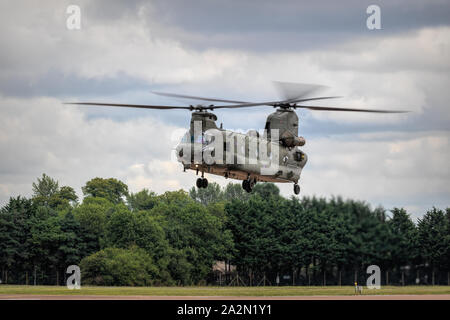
left=202, top=178, right=208, bottom=188
left=294, top=184, right=300, bottom=195
left=242, top=179, right=254, bottom=193
left=248, top=180, right=255, bottom=191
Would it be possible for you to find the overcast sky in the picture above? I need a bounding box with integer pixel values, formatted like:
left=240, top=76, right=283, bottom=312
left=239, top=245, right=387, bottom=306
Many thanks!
left=0, top=0, right=449, bottom=219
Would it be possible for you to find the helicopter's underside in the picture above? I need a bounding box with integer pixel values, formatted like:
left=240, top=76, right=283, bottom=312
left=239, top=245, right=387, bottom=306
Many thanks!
left=186, top=163, right=293, bottom=183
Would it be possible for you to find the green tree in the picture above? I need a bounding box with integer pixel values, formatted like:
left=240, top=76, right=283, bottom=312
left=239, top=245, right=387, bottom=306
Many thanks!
left=28, top=206, right=63, bottom=284
left=73, top=197, right=113, bottom=255
left=166, top=248, right=194, bottom=285
left=226, top=195, right=271, bottom=275
left=158, top=189, right=192, bottom=206
left=50, top=186, right=78, bottom=210
left=31, top=174, right=78, bottom=210
left=127, top=189, right=158, bottom=211
left=133, top=212, right=170, bottom=262
left=388, top=208, right=417, bottom=272
left=417, top=207, right=448, bottom=284
left=32, top=174, right=59, bottom=199
left=0, top=197, right=34, bottom=283
left=58, top=212, right=82, bottom=267
left=252, top=183, right=280, bottom=199
left=104, top=204, right=136, bottom=248
left=80, top=246, right=161, bottom=286
left=189, top=182, right=224, bottom=205
left=445, top=208, right=450, bottom=271
left=82, top=177, right=129, bottom=204
left=150, top=193, right=233, bottom=283
left=223, top=183, right=249, bottom=202
left=104, top=205, right=174, bottom=283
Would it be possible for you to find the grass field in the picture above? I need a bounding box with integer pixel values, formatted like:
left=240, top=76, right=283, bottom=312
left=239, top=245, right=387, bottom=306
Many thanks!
left=0, top=285, right=449, bottom=296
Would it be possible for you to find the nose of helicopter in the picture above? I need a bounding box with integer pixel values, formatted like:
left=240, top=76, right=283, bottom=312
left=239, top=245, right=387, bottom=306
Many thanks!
left=301, top=151, right=308, bottom=168
left=175, top=143, right=185, bottom=161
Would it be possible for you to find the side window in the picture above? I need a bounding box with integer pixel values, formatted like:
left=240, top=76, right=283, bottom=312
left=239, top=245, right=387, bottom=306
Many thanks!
left=294, top=151, right=304, bottom=162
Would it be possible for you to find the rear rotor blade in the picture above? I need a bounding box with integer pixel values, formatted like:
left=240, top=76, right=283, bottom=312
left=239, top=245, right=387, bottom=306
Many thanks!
left=273, top=81, right=328, bottom=101
left=211, top=96, right=342, bottom=109
left=296, top=105, right=409, bottom=113
left=211, top=98, right=408, bottom=113
left=64, top=102, right=193, bottom=110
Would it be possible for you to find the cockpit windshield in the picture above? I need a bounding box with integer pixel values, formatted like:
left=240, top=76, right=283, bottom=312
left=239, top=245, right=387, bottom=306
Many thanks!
left=194, top=134, right=204, bottom=144
left=181, top=131, right=191, bottom=143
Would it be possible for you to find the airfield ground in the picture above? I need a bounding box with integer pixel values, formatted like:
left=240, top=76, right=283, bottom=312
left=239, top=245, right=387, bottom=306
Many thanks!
left=0, top=285, right=449, bottom=299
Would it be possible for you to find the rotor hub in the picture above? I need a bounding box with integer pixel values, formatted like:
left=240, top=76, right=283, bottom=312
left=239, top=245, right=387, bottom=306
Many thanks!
left=189, top=104, right=216, bottom=111
left=274, top=103, right=296, bottom=110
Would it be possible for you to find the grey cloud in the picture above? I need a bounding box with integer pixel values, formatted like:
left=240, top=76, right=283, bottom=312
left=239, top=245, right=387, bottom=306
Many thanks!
left=0, top=71, right=151, bottom=98
left=142, top=0, right=450, bottom=51
left=0, top=1, right=449, bottom=217
left=0, top=96, right=184, bottom=204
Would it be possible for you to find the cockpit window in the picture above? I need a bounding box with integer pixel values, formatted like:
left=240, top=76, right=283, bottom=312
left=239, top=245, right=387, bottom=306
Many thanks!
left=194, top=134, right=204, bottom=144
left=181, top=131, right=190, bottom=143
left=294, top=151, right=304, bottom=162
left=204, top=131, right=215, bottom=145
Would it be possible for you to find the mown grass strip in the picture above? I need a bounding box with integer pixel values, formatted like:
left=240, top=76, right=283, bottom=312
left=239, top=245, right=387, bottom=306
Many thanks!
left=0, top=285, right=449, bottom=296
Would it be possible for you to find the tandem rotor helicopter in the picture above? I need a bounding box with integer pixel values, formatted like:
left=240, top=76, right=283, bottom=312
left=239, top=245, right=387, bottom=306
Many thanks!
left=67, top=82, right=407, bottom=195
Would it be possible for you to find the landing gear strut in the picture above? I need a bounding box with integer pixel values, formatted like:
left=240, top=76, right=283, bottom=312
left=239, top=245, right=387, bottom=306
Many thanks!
left=196, top=177, right=208, bottom=189
left=242, top=178, right=255, bottom=193
left=293, top=183, right=300, bottom=195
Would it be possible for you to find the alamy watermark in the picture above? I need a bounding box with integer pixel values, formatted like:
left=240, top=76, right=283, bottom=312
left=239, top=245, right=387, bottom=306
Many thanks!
left=66, top=265, right=81, bottom=289
left=171, top=122, right=285, bottom=176
left=366, top=5, right=381, bottom=30
left=66, top=5, right=81, bottom=30
left=366, top=265, right=381, bottom=289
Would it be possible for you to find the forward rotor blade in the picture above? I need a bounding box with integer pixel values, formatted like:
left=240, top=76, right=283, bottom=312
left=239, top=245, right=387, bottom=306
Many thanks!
left=296, top=105, right=409, bottom=113
left=64, top=102, right=193, bottom=110
left=152, top=91, right=248, bottom=104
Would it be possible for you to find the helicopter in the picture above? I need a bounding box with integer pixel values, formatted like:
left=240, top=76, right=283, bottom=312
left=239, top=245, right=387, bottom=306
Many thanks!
left=67, top=82, right=407, bottom=195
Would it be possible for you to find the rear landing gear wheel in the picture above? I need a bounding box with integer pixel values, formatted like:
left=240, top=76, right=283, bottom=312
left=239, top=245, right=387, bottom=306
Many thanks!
left=196, top=178, right=208, bottom=189
left=294, top=183, right=300, bottom=195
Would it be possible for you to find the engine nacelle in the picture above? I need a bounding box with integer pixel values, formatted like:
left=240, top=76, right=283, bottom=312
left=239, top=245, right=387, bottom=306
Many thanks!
left=281, top=131, right=306, bottom=147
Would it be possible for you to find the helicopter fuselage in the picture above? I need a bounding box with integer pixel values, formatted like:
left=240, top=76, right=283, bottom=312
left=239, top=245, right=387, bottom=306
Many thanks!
left=175, top=110, right=308, bottom=185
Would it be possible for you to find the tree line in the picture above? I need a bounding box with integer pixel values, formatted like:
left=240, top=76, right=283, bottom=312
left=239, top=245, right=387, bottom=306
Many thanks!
left=0, top=174, right=449, bottom=286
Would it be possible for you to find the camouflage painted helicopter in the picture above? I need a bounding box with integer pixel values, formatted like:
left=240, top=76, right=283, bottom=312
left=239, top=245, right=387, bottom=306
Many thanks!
left=67, top=82, right=407, bottom=195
